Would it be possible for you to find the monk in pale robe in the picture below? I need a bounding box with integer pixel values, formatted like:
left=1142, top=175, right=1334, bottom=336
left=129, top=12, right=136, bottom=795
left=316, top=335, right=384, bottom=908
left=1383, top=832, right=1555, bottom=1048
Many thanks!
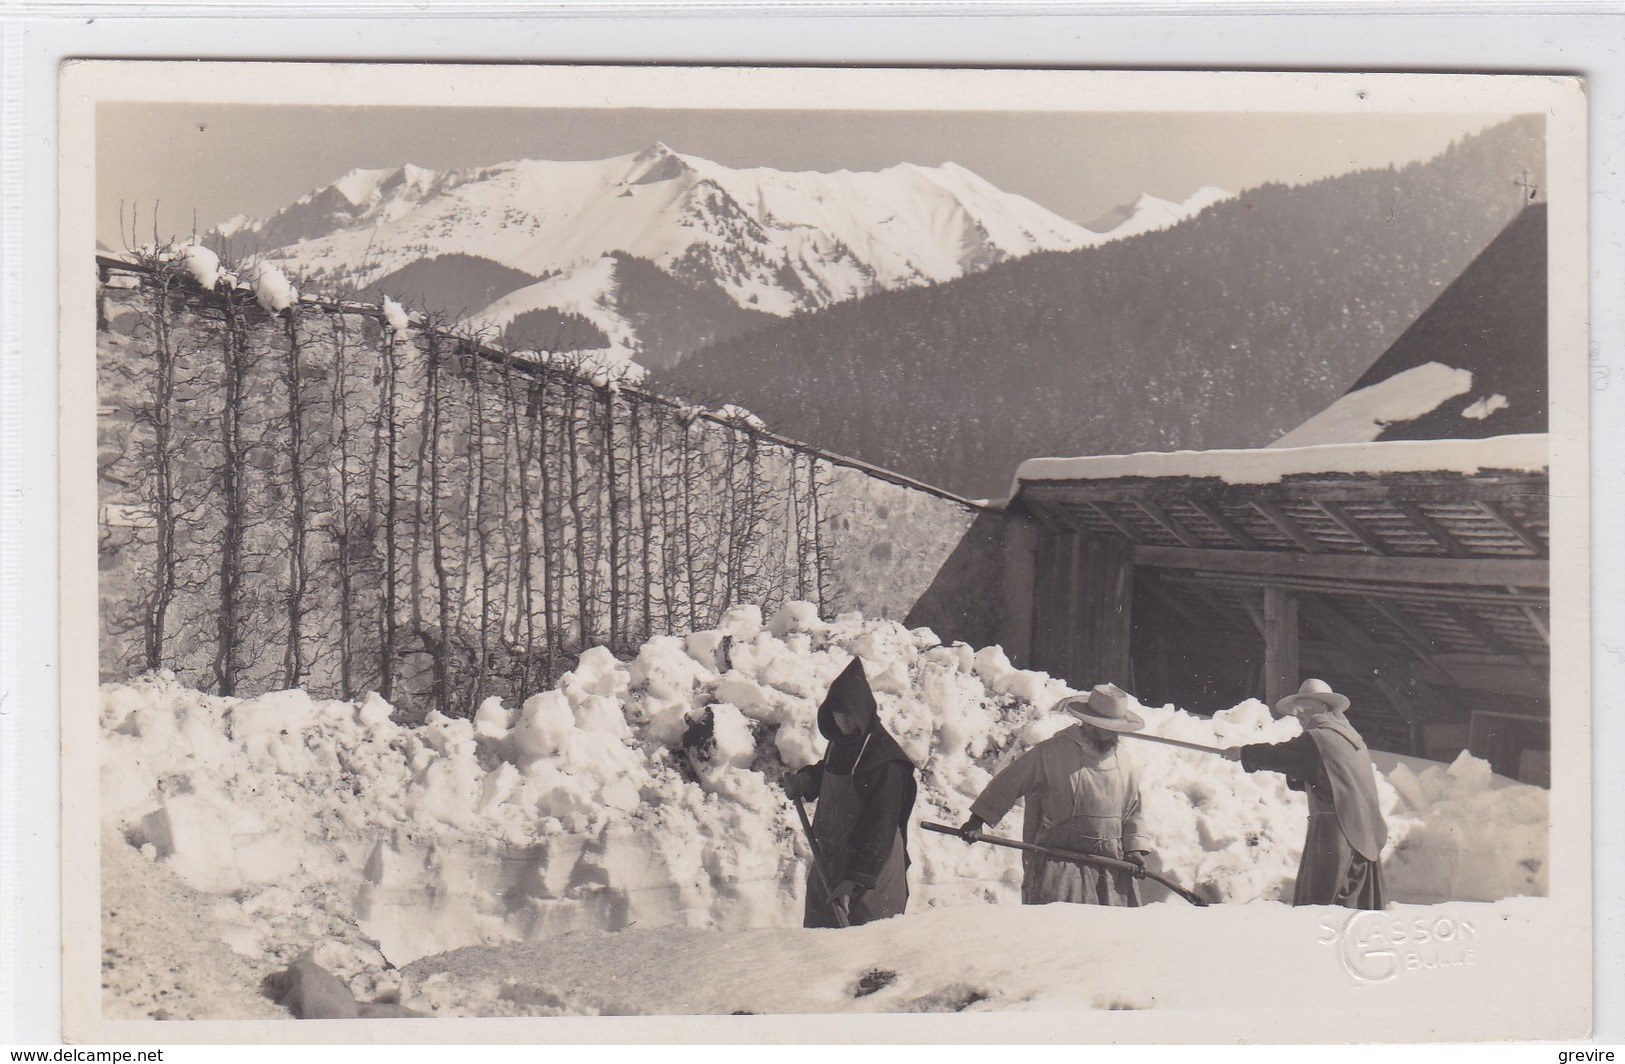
left=959, top=683, right=1153, bottom=906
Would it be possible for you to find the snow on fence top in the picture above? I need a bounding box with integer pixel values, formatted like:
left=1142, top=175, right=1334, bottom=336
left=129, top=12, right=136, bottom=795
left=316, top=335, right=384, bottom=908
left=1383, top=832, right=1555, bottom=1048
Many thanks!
left=1013, top=432, right=1548, bottom=490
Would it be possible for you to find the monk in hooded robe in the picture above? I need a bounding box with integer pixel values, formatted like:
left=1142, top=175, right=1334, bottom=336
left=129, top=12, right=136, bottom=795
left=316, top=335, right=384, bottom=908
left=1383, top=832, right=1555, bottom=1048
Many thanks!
left=959, top=684, right=1154, bottom=907
left=1222, top=678, right=1388, bottom=909
left=783, top=658, right=918, bottom=928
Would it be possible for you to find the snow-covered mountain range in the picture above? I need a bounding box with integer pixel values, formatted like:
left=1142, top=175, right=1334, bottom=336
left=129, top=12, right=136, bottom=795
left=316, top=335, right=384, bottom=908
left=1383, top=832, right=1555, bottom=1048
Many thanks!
left=215, top=144, right=1228, bottom=370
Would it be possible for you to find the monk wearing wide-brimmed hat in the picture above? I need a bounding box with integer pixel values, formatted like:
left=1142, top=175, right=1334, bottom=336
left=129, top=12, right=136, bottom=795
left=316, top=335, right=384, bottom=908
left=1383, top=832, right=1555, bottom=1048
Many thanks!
left=1222, top=678, right=1389, bottom=909
left=958, top=683, right=1154, bottom=906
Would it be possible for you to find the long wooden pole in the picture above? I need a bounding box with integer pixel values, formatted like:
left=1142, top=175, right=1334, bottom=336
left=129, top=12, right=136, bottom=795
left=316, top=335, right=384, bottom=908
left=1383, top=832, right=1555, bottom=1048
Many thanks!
left=792, top=796, right=851, bottom=928
left=1118, top=731, right=1228, bottom=756
left=920, top=822, right=1209, bottom=906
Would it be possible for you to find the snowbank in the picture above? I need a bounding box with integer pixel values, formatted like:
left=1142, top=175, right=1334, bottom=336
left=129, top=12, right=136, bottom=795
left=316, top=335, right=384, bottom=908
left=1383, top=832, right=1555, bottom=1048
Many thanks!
left=99, top=607, right=1548, bottom=1016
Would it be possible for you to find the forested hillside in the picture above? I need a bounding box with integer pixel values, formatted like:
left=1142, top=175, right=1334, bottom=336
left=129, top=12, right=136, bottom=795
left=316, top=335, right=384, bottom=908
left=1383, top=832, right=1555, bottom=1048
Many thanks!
left=657, top=116, right=1544, bottom=498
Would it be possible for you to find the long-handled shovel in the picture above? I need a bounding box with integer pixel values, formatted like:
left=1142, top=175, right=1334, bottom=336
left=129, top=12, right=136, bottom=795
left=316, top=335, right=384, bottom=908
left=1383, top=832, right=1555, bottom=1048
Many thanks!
left=1119, top=732, right=1228, bottom=756
left=792, top=796, right=851, bottom=928
left=920, top=821, right=1209, bottom=907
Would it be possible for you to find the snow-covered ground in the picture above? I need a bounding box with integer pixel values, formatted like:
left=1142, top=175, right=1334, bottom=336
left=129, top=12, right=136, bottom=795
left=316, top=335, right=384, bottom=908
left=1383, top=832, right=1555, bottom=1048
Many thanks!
left=98, top=606, right=1549, bottom=1022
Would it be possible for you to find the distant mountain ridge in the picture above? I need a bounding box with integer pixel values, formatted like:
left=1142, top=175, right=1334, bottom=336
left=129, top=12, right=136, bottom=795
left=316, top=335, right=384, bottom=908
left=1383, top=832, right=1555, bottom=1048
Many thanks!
left=656, top=117, right=1546, bottom=498
left=1084, top=187, right=1233, bottom=241
left=210, top=144, right=1226, bottom=370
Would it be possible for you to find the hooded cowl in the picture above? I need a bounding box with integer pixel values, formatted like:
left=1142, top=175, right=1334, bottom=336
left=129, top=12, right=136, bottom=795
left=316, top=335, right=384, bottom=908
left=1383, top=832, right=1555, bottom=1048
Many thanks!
left=817, top=657, right=915, bottom=779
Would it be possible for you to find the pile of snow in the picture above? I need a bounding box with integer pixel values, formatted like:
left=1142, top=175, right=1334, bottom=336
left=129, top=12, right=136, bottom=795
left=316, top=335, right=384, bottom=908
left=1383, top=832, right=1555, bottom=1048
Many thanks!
left=251, top=264, right=298, bottom=315
left=380, top=296, right=411, bottom=334
left=99, top=607, right=1548, bottom=1017
left=175, top=242, right=223, bottom=291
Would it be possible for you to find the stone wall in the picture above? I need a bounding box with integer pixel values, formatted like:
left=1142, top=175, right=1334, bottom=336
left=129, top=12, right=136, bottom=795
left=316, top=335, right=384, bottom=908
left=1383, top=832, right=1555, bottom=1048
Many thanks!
left=821, top=467, right=1005, bottom=650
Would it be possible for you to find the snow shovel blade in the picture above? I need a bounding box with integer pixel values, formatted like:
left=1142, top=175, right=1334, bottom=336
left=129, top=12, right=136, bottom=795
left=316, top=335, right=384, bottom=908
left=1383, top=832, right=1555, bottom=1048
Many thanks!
left=793, top=795, right=851, bottom=928
left=920, top=821, right=1209, bottom=907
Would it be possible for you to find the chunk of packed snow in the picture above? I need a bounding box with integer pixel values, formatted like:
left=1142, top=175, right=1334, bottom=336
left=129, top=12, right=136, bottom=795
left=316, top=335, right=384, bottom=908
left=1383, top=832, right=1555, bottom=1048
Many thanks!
left=381, top=296, right=411, bottom=334
left=1462, top=393, right=1510, bottom=420
left=252, top=265, right=298, bottom=315
left=767, top=601, right=826, bottom=638
left=176, top=242, right=222, bottom=290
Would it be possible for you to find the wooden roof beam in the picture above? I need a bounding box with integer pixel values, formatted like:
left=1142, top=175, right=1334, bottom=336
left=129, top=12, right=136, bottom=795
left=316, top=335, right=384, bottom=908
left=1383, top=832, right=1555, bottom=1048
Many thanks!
left=1165, top=569, right=1550, bottom=608
left=1250, top=500, right=1324, bottom=554
left=1136, top=500, right=1207, bottom=549
left=1318, top=500, right=1391, bottom=555
left=1187, top=498, right=1263, bottom=550
left=1362, top=595, right=1447, bottom=662
left=1505, top=587, right=1551, bottom=643
left=1184, top=583, right=1255, bottom=633
left=1476, top=500, right=1547, bottom=556
left=1296, top=593, right=1457, bottom=691
left=1137, top=570, right=1210, bottom=628
left=1083, top=500, right=1142, bottom=542
left=1433, top=601, right=1544, bottom=675
left=1394, top=501, right=1469, bottom=557
left=1239, top=593, right=1266, bottom=638
left=1134, top=544, right=1549, bottom=588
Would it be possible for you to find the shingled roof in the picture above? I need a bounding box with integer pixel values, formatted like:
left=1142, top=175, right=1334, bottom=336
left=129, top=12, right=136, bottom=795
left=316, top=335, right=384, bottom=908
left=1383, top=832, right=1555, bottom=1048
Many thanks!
left=1301, top=203, right=1548, bottom=444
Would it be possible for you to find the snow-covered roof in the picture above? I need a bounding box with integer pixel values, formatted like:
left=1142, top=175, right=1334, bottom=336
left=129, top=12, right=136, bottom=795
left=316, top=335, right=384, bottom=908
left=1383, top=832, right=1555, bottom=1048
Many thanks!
left=1014, top=432, right=1548, bottom=490
left=1267, top=361, right=1475, bottom=449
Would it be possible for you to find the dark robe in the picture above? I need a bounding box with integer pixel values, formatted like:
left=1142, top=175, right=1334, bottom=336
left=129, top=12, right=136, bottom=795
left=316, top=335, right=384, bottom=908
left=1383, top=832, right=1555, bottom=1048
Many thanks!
left=800, top=658, right=918, bottom=928
left=1240, top=711, right=1389, bottom=909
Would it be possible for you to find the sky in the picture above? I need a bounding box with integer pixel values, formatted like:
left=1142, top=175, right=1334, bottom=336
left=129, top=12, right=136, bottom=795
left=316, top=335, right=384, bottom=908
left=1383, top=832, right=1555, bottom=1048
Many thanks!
left=96, top=103, right=1511, bottom=250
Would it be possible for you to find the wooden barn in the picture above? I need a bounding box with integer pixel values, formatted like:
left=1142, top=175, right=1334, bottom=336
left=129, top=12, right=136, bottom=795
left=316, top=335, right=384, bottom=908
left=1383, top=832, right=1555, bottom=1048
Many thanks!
left=1001, top=436, right=1550, bottom=783
left=1000, top=204, right=1553, bottom=784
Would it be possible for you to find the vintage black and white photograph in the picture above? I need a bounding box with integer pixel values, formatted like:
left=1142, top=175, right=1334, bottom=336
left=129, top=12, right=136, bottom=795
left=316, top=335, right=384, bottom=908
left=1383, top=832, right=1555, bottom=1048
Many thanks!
left=58, top=63, right=1590, bottom=1042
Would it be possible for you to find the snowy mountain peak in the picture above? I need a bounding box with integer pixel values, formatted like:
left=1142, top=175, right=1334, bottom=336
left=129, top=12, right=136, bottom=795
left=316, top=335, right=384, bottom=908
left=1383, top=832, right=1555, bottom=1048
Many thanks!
left=625, top=142, right=698, bottom=186
left=217, top=146, right=1231, bottom=373
left=215, top=213, right=253, bottom=239
left=1087, top=186, right=1233, bottom=241
left=636, top=140, right=677, bottom=161
left=329, top=163, right=439, bottom=207
left=331, top=166, right=406, bottom=207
